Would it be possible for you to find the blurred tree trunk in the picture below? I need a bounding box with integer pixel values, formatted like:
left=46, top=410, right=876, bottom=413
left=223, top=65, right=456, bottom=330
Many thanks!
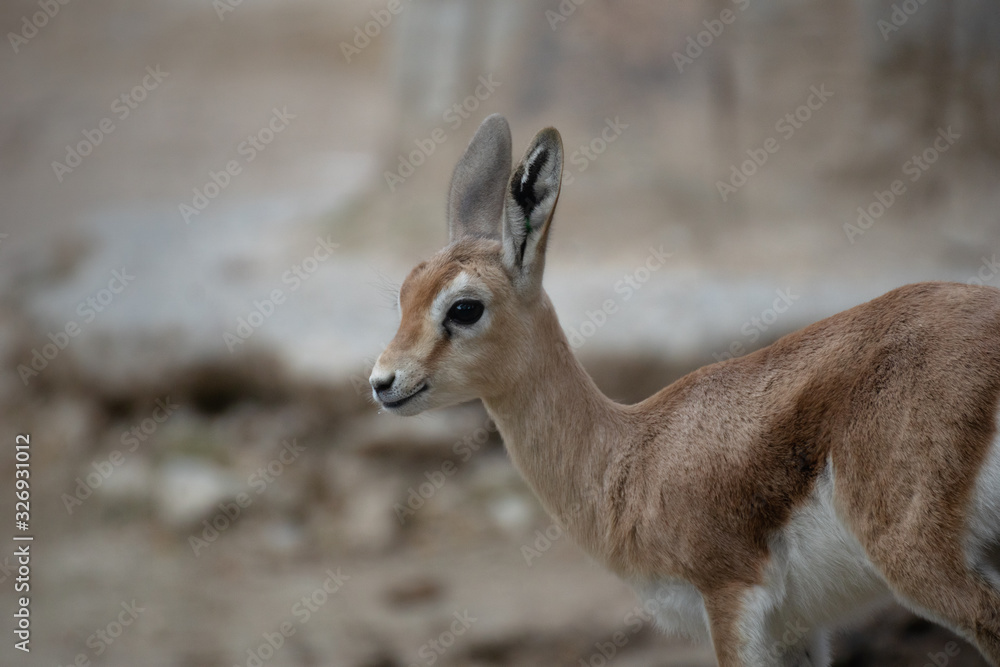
left=858, top=0, right=1000, bottom=157
left=954, top=0, right=1000, bottom=156
left=709, top=0, right=741, bottom=223
left=385, top=0, right=531, bottom=172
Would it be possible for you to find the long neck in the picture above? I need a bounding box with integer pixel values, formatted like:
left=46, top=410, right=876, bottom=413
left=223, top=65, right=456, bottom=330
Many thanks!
left=481, top=293, right=630, bottom=560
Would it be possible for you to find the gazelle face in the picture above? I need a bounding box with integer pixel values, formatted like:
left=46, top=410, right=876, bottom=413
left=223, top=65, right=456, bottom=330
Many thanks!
left=369, top=240, right=527, bottom=415
left=369, top=114, right=563, bottom=415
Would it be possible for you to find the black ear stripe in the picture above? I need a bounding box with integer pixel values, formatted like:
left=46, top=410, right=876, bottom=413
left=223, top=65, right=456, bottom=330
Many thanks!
left=511, top=146, right=550, bottom=230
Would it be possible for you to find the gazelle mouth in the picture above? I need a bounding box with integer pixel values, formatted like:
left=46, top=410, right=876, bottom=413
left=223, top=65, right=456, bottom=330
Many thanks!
left=381, top=383, right=429, bottom=409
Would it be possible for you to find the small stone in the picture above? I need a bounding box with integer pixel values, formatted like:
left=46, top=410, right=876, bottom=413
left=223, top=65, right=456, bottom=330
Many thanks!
left=154, top=457, right=241, bottom=528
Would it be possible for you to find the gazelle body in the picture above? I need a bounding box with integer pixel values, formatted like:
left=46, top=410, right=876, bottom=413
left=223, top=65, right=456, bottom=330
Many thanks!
left=370, top=114, right=1000, bottom=667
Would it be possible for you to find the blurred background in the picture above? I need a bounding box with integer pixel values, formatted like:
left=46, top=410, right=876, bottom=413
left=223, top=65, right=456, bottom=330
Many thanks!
left=2, top=0, right=999, bottom=665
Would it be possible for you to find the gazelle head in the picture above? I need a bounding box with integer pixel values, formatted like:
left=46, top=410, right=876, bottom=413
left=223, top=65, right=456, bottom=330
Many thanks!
left=370, top=115, right=564, bottom=415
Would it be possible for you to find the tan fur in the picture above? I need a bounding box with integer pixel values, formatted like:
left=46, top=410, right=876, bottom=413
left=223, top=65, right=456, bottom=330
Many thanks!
left=371, top=116, right=1000, bottom=666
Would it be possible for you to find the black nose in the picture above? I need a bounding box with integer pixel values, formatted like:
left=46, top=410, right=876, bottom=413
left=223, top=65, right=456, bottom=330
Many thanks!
left=371, top=373, right=395, bottom=393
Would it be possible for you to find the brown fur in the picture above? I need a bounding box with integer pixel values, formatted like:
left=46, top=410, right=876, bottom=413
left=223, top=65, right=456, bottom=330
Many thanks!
left=606, top=284, right=1000, bottom=587
left=372, top=116, right=1000, bottom=665
left=384, top=251, right=1000, bottom=664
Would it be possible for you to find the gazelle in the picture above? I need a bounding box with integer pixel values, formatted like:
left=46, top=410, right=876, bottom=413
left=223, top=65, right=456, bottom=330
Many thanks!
left=369, top=114, right=1000, bottom=667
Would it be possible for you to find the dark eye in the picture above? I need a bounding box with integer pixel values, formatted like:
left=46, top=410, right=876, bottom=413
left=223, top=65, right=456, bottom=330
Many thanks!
left=446, top=300, right=484, bottom=325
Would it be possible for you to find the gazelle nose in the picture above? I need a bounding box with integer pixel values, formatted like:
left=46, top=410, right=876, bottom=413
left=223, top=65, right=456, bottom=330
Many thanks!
left=370, top=372, right=395, bottom=394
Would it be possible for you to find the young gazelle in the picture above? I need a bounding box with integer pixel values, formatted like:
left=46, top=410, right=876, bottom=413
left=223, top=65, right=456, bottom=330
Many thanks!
left=369, top=114, right=1000, bottom=667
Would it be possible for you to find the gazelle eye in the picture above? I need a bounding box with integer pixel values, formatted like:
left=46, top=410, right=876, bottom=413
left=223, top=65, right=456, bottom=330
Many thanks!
left=446, top=300, right=484, bottom=325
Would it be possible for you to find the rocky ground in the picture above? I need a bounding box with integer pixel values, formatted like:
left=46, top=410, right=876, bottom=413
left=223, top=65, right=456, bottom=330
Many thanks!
left=3, top=334, right=993, bottom=667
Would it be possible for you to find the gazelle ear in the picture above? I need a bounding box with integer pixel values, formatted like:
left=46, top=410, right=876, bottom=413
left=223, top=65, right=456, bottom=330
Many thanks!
left=447, top=114, right=512, bottom=243
left=502, top=127, right=563, bottom=292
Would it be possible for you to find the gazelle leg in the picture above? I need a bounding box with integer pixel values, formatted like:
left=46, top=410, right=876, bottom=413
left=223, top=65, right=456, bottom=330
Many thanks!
left=875, top=549, right=1000, bottom=666
left=704, top=587, right=754, bottom=667
left=704, top=587, right=825, bottom=667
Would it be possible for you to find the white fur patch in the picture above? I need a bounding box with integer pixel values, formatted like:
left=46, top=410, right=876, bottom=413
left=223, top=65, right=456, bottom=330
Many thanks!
left=638, top=578, right=711, bottom=644
left=430, top=272, right=474, bottom=322
left=966, top=415, right=1000, bottom=584
left=644, top=459, right=888, bottom=667
left=765, top=462, right=886, bottom=625
left=735, top=462, right=886, bottom=666
left=522, top=144, right=546, bottom=189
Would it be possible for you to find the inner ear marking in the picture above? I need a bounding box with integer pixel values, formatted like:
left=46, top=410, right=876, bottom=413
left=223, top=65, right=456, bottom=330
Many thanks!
left=513, top=146, right=549, bottom=231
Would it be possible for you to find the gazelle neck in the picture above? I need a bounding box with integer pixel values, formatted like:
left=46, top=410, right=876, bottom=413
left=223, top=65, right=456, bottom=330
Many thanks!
left=481, top=291, right=629, bottom=559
